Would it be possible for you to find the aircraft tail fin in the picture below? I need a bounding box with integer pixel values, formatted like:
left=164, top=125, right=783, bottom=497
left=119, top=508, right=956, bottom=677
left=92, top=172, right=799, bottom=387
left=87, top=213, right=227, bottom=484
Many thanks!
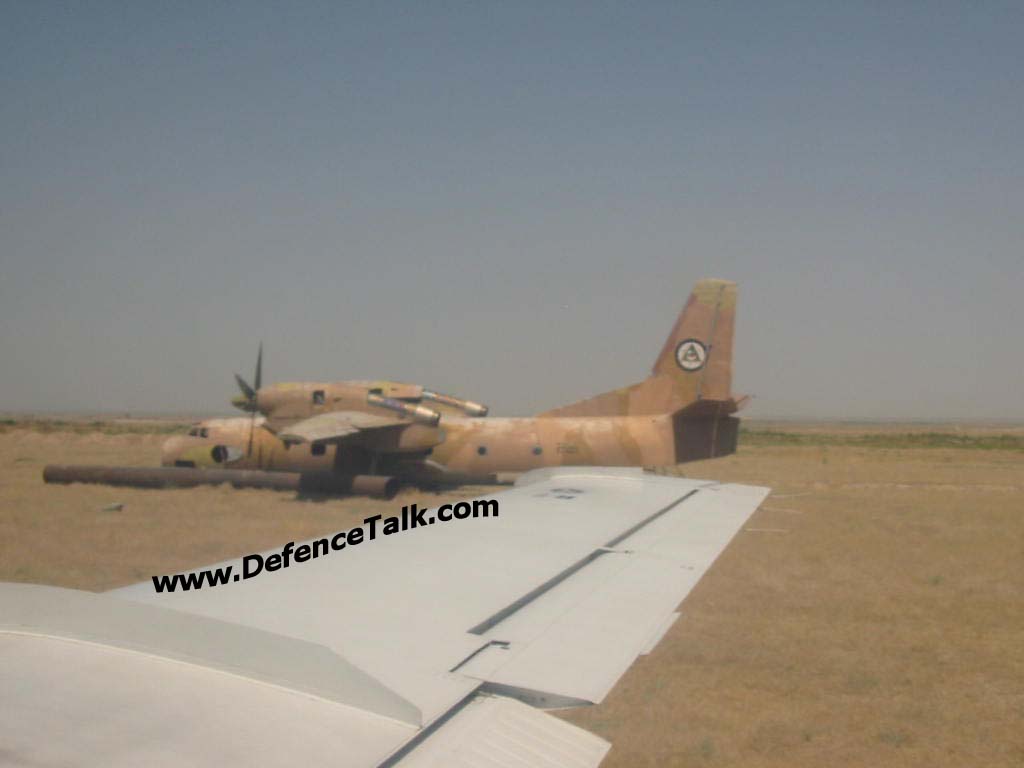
left=540, top=279, right=738, bottom=418
left=650, top=278, right=736, bottom=402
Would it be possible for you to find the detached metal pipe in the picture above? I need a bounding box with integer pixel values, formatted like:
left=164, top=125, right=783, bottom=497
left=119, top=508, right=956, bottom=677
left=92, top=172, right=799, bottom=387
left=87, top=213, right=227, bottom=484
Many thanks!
left=296, top=472, right=399, bottom=498
left=43, top=465, right=293, bottom=490
left=42, top=465, right=399, bottom=498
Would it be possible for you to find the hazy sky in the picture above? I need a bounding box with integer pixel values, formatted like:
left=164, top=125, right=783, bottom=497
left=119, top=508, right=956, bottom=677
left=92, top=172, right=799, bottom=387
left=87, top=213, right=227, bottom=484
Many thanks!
left=2, top=3, right=1021, bottom=419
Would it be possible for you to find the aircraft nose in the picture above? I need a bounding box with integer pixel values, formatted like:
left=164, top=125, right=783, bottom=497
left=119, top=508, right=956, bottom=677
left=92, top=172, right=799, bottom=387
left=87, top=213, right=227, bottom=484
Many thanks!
left=161, top=436, right=186, bottom=466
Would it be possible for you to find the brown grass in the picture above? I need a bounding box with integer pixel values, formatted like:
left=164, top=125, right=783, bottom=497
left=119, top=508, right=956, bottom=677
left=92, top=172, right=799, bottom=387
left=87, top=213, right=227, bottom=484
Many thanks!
left=1, top=423, right=1022, bottom=766
left=0, top=428, right=489, bottom=589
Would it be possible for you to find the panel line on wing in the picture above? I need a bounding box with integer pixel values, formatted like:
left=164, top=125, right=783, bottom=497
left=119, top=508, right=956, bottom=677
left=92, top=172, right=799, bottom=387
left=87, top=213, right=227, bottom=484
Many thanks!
left=449, top=640, right=511, bottom=673
left=376, top=688, right=482, bottom=768
left=604, top=488, right=702, bottom=548
left=467, top=489, right=700, bottom=636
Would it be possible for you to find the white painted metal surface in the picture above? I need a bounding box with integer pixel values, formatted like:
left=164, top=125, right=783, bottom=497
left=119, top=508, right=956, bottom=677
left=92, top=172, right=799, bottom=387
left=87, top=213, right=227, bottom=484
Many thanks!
left=117, top=470, right=748, bottom=718
left=1, top=606, right=415, bottom=765
left=0, top=582, right=419, bottom=724
left=395, top=694, right=610, bottom=768
left=3, top=468, right=769, bottom=766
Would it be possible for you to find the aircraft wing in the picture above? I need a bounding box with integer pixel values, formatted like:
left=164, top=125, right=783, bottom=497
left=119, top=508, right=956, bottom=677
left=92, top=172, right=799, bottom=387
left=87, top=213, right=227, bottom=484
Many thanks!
left=269, top=410, right=404, bottom=443
left=1, top=468, right=769, bottom=767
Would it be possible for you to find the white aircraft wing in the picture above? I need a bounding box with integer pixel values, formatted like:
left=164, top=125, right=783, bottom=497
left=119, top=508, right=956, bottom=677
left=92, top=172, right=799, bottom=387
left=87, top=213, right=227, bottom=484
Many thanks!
left=1, top=468, right=769, bottom=767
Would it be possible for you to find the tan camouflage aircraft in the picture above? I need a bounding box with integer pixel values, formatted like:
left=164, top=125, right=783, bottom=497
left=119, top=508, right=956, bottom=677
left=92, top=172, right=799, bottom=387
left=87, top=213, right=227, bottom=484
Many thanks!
left=156, top=278, right=746, bottom=489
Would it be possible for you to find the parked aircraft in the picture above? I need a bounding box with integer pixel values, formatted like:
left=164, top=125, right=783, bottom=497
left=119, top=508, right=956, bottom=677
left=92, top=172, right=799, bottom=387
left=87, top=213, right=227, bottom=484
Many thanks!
left=166, top=279, right=743, bottom=481
left=46, top=279, right=747, bottom=494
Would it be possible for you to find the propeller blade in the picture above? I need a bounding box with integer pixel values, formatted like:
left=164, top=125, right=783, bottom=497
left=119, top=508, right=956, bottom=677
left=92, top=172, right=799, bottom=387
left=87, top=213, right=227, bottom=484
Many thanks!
left=254, top=342, right=263, bottom=392
left=234, top=373, right=256, bottom=401
left=248, top=343, right=262, bottom=458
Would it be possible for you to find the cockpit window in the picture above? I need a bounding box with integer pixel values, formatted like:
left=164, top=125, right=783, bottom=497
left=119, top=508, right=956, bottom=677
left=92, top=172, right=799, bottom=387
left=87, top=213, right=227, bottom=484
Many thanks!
left=312, top=390, right=325, bottom=405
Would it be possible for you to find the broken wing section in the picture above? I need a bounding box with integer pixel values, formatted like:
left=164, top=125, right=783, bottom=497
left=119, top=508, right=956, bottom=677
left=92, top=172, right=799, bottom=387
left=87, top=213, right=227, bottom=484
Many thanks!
left=270, top=410, right=404, bottom=444
left=270, top=411, right=446, bottom=455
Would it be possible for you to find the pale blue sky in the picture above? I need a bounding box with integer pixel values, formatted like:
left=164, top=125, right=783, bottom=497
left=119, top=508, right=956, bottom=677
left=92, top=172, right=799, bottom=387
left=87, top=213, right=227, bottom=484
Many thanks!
left=2, top=2, right=1021, bottom=419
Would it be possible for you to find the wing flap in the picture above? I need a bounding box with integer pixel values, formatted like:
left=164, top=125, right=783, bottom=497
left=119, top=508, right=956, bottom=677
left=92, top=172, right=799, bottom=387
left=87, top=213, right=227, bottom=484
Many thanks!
left=463, top=482, right=767, bottom=703
left=394, top=694, right=609, bottom=768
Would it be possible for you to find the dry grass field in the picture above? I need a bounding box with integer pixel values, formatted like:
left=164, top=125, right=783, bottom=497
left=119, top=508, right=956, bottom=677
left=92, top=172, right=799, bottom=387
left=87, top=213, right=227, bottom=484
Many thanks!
left=1, top=419, right=1022, bottom=766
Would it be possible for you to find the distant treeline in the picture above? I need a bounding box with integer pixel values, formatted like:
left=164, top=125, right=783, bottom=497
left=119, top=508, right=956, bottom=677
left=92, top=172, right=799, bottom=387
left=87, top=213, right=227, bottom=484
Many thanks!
left=741, top=428, right=1024, bottom=451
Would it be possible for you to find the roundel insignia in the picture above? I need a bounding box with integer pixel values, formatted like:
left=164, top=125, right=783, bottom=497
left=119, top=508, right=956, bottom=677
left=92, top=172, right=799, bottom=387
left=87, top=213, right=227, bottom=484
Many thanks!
left=675, top=339, right=707, bottom=372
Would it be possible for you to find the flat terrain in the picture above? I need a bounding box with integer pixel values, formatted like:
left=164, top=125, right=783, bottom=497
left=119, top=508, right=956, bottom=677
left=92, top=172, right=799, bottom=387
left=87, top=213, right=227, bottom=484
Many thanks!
left=1, top=419, right=1022, bottom=766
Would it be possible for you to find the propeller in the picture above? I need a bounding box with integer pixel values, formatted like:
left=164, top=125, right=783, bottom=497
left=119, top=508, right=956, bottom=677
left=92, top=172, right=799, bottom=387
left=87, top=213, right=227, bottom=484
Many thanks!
left=231, top=343, right=263, bottom=457
left=232, top=343, right=262, bottom=412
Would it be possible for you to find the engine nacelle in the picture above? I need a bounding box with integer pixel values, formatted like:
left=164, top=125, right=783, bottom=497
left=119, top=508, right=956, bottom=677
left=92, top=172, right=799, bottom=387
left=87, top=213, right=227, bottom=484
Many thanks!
left=366, top=393, right=441, bottom=426
left=422, top=390, right=489, bottom=417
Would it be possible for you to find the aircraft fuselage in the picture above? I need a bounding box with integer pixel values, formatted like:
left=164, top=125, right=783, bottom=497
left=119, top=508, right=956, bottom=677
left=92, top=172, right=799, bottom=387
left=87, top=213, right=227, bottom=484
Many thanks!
left=160, top=414, right=685, bottom=480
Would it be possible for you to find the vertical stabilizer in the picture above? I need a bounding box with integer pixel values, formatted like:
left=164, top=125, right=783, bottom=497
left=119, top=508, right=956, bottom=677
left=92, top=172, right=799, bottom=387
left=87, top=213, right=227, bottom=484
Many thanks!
left=541, top=279, right=738, bottom=417
left=650, top=278, right=735, bottom=404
